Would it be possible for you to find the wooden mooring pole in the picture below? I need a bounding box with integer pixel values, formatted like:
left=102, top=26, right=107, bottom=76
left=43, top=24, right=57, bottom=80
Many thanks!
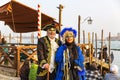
left=78, top=15, right=81, bottom=43
left=9, top=33, right=11, bottom=43
left=95, top=33, right=98, bottom=58
left=100, top=29, right=103, bottom=74
left=108, top=32, right=111, bottom=71
left=57, top=4, right=64, bottom=40
left=20, top=33, right=22, bottom=43
left=31, top=33, right=34, bottom=44
left=0, top=31, right=1, bottom=43
left=83, top=30, right=85, bottom=44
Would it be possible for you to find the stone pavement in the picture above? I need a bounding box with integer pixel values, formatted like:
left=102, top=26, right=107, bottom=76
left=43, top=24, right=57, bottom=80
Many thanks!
left=0, top=74, right=20, bottom=80
left=0, top=66, right=20, bottom=80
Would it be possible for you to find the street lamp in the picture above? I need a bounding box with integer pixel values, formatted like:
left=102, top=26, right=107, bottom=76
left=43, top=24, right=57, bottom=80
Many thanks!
left=81, top=16, right=93, bottom=24
left=78, top=15, right=93, bottom=43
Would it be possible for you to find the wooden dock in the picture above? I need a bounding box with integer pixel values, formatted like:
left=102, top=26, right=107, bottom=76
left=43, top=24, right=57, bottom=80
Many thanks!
left=85, top=57, right=109, bottom=69
left=0, top=43, right=110, bottom=77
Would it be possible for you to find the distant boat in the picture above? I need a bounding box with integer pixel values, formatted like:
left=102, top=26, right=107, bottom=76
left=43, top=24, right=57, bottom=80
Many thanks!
left=106, top=35, right=120, bottom=41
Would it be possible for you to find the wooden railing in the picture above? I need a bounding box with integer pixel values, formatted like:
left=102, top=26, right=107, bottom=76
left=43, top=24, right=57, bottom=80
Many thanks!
left=0, top=45, right=37, bottom=76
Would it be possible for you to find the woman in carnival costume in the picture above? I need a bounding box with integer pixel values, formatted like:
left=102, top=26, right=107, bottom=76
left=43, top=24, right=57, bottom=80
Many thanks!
left=55, top=27, right=85, bottom=80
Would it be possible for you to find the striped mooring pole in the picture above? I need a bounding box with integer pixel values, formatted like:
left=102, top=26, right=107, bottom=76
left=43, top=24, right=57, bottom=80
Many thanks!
left=38, top=4, right=41, bottom=38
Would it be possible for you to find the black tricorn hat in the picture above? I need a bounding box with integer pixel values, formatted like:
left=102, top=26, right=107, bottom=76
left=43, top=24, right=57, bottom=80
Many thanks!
left=42, top=23, right=59, bottom=33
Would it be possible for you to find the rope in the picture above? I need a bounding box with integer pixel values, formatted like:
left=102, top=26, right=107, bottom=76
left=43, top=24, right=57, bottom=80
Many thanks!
left=10, top=0, right=16, bottom=32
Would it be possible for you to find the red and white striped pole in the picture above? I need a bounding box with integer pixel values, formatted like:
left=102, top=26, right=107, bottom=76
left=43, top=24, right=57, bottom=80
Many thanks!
left=38, top=4, right=41, bottom=39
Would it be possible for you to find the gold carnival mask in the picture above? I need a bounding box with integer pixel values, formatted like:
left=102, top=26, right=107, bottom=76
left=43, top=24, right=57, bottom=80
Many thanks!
left=64, top=31, right=74, bottom=37
left=63, top=31, right=74, bottom=40
left=64, top=31, right=74, bottom=43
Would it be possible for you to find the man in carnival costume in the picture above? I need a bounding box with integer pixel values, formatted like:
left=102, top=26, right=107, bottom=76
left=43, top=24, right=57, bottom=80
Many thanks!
left=55, top=27, right=85, bottom=80
left=36, top=24, right=62, bottom=80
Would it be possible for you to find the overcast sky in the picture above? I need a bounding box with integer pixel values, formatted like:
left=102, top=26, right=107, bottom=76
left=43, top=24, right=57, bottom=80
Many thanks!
left=0, top=0, right=120, bottom=39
